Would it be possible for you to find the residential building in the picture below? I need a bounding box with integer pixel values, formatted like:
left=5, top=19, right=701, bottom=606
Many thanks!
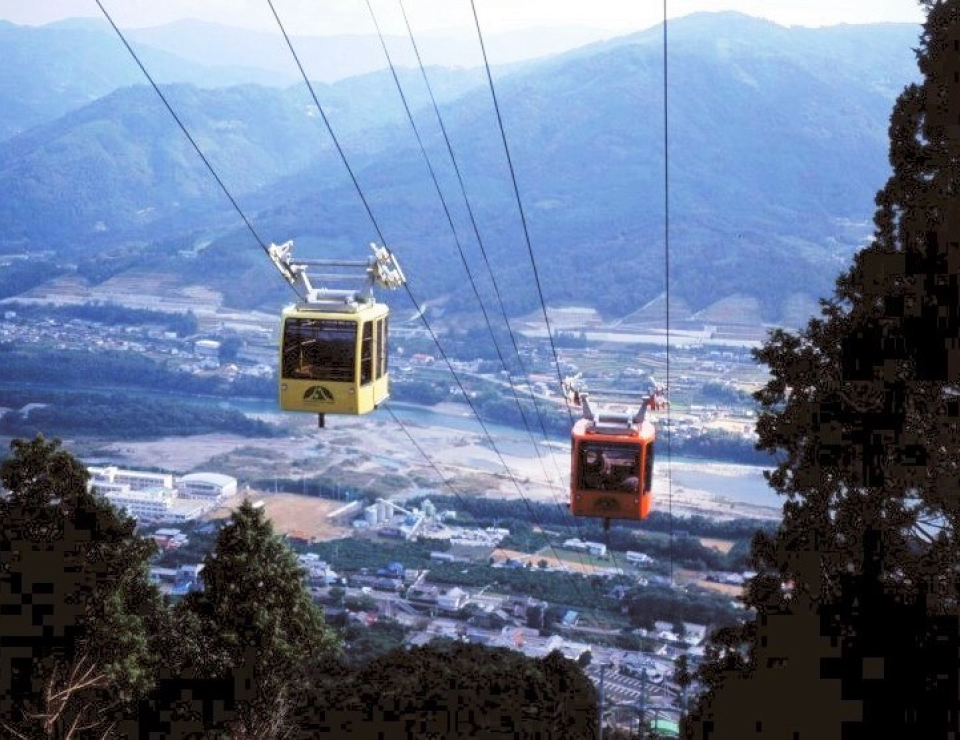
left=299, top=556, right=339, bottom=586
left=562, top=538, right=607, bottom=557
left=437, top=587, right=469, bottom=612
left=149, top=567, right=179, bottom=585
left=561, top=610, right=580, bottom=627
left=682, top=622, right=708, bottom=645
left=194, top=339, right=220, bottom=358
left=177, top=563, right=203, bottom=580
left=152, top=528, right=188, bottom=549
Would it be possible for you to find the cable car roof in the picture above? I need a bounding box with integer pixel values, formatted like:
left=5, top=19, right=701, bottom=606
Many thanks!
left=270, top=240, right=405, bottom=314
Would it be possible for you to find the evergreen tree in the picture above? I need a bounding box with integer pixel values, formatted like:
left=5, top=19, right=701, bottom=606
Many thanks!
left=684, top=2, right=960, bottom=736
left=173, top=498, right=341, bottom=739
left=0, top=434, right=163, bottom=738
left=310, top=642, right=598, bottom=738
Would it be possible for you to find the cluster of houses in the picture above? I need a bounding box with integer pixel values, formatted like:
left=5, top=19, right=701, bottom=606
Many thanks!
left=148, top=561, right=204, bottom=596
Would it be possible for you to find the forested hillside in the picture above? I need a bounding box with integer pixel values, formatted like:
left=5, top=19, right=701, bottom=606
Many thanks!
left=0, top=13, right=920, bottom=325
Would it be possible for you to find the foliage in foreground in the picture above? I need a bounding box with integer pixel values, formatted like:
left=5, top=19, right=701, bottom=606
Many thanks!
left=0, top=434, right=600, bottom=738
left=684, top=2, right=960, bottom=737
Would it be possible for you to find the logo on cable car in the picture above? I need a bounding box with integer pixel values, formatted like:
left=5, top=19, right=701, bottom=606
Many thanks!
left=593, top=496, right=621, bottom=512
left=303, top=385, right=334, bottom=403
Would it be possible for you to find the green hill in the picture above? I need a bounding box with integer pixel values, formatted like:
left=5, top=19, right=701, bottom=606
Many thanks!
left=0, top=12, right=923, bottom=325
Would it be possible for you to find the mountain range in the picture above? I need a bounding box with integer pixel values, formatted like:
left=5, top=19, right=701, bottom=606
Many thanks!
left=0, top=12, right=923, bottom=326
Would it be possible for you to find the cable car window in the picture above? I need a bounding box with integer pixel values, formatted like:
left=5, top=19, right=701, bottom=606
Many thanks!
left=578, top=442, right=640, bottom=491
left=382, top=316, right=388, bottom=375
left=361, top=321, right=373, bottom=385
left=282, top=318, right=357, bottom=382
left=375, top=318, right=385, bottom=380
left=644, top=442, right=654, bottom=494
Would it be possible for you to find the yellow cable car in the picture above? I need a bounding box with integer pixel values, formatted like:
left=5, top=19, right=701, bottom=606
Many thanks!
left=269, top=240, right=405, bottom=427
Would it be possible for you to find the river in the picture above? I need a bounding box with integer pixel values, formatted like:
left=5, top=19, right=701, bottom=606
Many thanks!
left=389, top=402, right=782, bottom=514
left=226, top=396, right=783, bottom=516
left=6, top=383, right=782, bottom=518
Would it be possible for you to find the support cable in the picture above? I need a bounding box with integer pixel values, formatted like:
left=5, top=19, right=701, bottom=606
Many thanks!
left=266, top=0, right=598, bottom=607
left=468, top=0, right=574, bottom=426
left=396, top=0, right=568, bottom=491
left=467, top=0, right=631, bottom=587
left=663, top=0, right=675, bottom=588
left=366, top=0, right=595, bottom=577
left=364, top=0, right=560, bottom=502
left=265, top=0, right=389, bottom=249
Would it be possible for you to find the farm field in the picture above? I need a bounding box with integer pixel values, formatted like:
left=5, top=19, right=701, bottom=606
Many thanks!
left=204, top=492, right=353, bottom=542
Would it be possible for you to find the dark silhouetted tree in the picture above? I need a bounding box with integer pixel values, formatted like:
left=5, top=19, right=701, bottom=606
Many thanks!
left=173, top=498, right=341, bottom=739
left=0, top=435, right=164, bottom=738
left=218, top=335, right=242, bottom=364
left=310, top=643, right=598, bottom=738
left=684, top=2, right=960, bottom=737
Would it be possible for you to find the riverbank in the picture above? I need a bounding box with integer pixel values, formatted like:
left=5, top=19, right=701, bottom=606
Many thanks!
left=72, top=398, right=780, bottom=522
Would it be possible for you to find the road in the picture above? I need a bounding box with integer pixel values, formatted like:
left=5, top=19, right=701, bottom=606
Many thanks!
left=585, top=663, right=682, bottom=723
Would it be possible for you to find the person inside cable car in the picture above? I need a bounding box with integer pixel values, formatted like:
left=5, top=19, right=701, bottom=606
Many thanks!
left=599, top=449, right=631, bottom=489
left=581, top=449, right=606, bottom=489
left=619, top=475, right=640, bottom=492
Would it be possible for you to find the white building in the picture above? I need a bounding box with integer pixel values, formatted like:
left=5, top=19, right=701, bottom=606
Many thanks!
left=437, top=587, right=469, bottom=612
left=105, top=486, right=175, bottom=521
left=165, top=499, right=209, bottom=523
left=194, top=339, right=220, bottom=358
left=91, top=480, right=134, bottom=496
left=177, top=473, right=237, bottom=501
left=85, top=464, right=228, bottom=522
left=297, top=554, right=339, bottom=585
left=177, top=564, right=204, bottom=582
left=681, top=622, right=708, bottom=645
left=562, top=538, right=607, bottom=557
left=364, top=504, right=380, bottom=526
left=116, top=471, right=174, bottom=491
left=88, top=465, right=174, bottom=491
left=584, top=541, right=607, bottom=557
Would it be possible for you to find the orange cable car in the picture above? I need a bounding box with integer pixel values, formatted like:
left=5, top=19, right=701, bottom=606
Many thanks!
left=564, top=378, right=666, bottom=528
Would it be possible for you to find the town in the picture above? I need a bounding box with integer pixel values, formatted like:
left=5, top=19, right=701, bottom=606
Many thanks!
left=89, top=458, right=770, bottom=735
left=0, top=263, right=787, bottom=735
left=0, top=266, right=776, bottom=463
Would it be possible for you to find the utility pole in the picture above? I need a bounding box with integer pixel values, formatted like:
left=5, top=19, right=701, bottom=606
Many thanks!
left=598, top=662, right=607, bottom=740
left=598, top=660, right=617, bottom=740
left=639, top=667, right=648, bottom=739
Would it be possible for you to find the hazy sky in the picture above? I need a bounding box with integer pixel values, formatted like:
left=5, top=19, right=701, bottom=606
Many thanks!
left=0, top=0, right=927, bottom=36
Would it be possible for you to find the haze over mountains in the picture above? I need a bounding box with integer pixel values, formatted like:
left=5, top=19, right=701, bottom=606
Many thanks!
left=0, top=13, right=922, bottom=326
